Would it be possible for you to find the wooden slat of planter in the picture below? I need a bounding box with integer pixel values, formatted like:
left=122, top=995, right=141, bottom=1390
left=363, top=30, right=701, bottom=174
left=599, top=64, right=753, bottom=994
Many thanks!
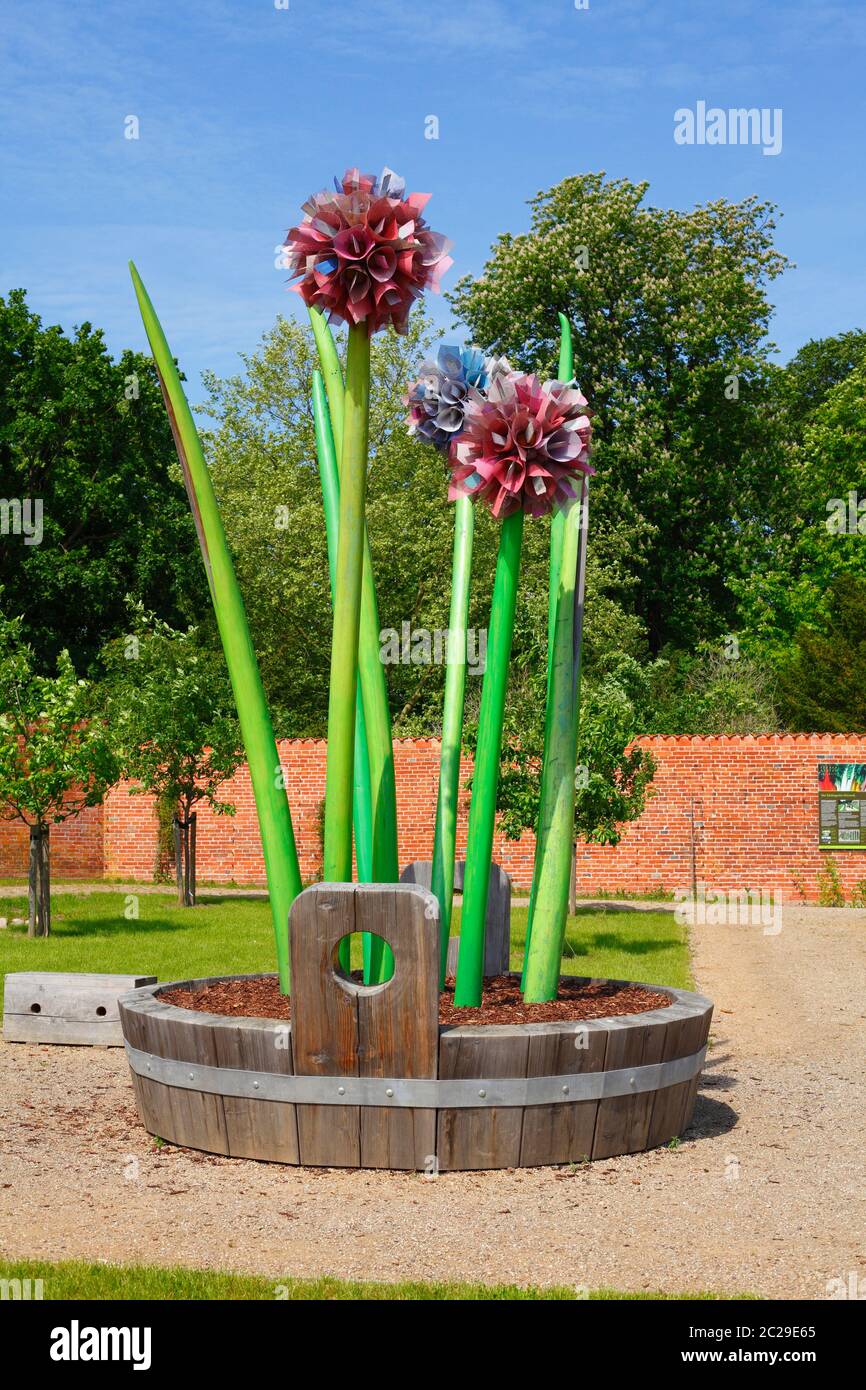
left=520, top=1020, right=608, bottom=1167
left=290, top=885, right=360, bottom=1167
left=117, top=994, right=168, bottom=1053
left=591, top=1012, right=669, bottom=1160
left=129, top=1073, right=166, bottom=1139
left=646, top=1001, right=713, bottom=1148
left=135, top=1005, right=229, bottom=1155
left=400, top=860, right=511, bottom=975
left=214, top=1017, right=299, bottom=1164
left=437, top=1027, right=529, bottom=1171
left=355, top=886, right=439, bottom=1170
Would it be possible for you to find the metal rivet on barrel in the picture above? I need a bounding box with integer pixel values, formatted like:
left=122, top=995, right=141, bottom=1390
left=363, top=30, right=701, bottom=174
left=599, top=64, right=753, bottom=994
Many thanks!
left=385, top=1088, right=394, bottom=1098
left=337, top=1086, right=345, bottom=1096
left=478, top=1089, right=486, bottom=1098
left=188, top=1072, right=194, bottom=1081
left=562, top=1085, right=570, bottom=1095
left=252, top=1081, right=260, bottom=1090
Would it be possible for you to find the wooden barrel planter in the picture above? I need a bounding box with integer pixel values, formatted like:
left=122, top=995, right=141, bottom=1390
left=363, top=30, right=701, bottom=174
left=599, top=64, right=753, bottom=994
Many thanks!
left=119, top=883, right=712, bottom=1171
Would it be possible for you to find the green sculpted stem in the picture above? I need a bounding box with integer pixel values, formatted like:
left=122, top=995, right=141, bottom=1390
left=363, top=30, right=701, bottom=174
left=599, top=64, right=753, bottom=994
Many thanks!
left=312, top=370, right=376, bottom=976
left=525, top=313, right=574, bottom=970
left=311, top=371, right=373, bottom=884
left=522, top=484, right=584, bottom=1002
left=310, top=310, right=398, bottom=982
left=454, top=509, right=524, bottom=1007
left=431, top=494, right=475, bottom=985
left=323, top=323, right=370, bottom=883
left=129, top=263, right=302, bottom=992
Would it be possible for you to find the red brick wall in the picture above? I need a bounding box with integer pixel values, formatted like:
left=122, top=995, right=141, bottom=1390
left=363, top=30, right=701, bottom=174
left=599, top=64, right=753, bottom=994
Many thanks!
left=0, top=802, right=104, bottom=878
left=571, top=734, right=866, bottom=902
left=6, top=736, right=866, bottom=901
left=100, top=740, right=536, bottom=887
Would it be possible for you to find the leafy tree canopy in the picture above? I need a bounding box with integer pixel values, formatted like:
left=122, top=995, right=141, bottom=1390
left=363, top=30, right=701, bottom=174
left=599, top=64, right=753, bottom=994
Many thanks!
left=0, top=605, right=116, bottom=828
left=0, top=289, right=208, bottom=675
left=492, top=652, right=656, bottom=848
left=101, top=604, right=242, bottom=818
left=448, top=171, right=789, bottom=654
left=777, top=574, right=866, bottom=733
left=734, top=352, right=866, bottom=668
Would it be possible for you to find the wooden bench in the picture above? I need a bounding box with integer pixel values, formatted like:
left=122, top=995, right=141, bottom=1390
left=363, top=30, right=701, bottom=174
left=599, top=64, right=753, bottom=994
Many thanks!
left=400, top=859, right=511, bottom=976
left=3, top=972, right=157, bottom=1046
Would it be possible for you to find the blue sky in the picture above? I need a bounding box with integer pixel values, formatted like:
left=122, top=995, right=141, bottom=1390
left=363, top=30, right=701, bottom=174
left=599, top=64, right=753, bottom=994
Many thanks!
left=2, top=0, right=865, bottom=398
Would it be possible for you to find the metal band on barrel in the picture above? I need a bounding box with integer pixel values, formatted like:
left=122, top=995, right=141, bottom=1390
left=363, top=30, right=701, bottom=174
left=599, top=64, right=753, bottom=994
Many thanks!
left=124, top=1042, right=707, bottom=1109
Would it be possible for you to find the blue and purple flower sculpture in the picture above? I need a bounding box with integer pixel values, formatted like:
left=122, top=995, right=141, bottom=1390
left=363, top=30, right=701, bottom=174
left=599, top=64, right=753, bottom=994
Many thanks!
left=406, top=345, right=494, bottom=451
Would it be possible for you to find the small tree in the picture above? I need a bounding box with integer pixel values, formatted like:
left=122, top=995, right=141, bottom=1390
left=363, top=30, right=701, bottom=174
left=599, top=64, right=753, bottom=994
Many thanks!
left=492, top=655, right=655, bottom=909
left=102, top=607, right=243, bottom=904
left=0, top=610, right=117, bottom=936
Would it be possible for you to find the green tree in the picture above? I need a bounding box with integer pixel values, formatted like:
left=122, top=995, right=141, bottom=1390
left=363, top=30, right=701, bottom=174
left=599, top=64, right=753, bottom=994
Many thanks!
left=0, top=289, right=208, bottom=674
left=486, top=654, right=655, bottom=881
left=448, top=172, right=788, bottom=654
left=645, top=643, right=780, bottom=734
left=777, top=575, right=866, bottom=732
left=199, top=313, right=445, bottom=733
left=102, top=607, right=243, bottom=905
left=735, top=353, right=866, bottom=666
left=0, top=608, right=117, bottom=936
left=774, top=329, right=866, bottom=429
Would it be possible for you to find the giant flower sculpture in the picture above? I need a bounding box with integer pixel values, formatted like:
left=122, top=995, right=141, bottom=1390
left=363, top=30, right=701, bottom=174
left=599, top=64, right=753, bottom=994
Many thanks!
left=449, top=372, right=592, bottom=518
left=283, top=167, right=452, bottom=334
left=129, top=170, right=595, bottom=1013
left=406, top=345, right=594, bottom=1000
left=284, top=167, right=452, bottom=953
left=407, top=344, right=490, bottom=449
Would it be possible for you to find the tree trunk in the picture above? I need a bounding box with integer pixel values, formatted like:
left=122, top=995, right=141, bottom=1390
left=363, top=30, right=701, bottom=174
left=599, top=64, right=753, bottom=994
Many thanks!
left=173, top=815, right=185, bottom=905
left=172, top=810, right=197, bottom=907
left=188, top=812, right=197, bottom=907
left=27, top=823, right=51, bottom=938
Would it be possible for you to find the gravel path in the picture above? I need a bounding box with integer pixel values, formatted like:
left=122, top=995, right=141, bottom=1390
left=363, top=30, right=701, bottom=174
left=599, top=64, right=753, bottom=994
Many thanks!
left=1, top=904, right=864, bottom=1298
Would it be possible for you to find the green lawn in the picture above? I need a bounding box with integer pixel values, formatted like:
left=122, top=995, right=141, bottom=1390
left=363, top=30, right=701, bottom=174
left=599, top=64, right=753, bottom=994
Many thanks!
left=509, top=904, right=692, bottom=990
left=0, top=1258, right=742, bottom=1301
left=0, top=892, right=690, bottom=1016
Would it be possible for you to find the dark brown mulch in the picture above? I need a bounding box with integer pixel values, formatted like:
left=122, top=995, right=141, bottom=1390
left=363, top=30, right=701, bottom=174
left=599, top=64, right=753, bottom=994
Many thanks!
left=437, top=976, right=670, bottom=1025
left=159, top=973, right=671, bottom=1027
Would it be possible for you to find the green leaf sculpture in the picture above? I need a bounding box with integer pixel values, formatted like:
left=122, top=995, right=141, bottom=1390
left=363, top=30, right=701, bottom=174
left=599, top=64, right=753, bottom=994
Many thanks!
left=129, top=263, right=302, bottom=991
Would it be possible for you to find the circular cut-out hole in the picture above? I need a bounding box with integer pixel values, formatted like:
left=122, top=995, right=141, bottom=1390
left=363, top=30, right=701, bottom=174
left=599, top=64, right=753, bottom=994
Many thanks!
left=95, top=1006, right=107, bottom=1016
left=30, top=1003, right=41, bottom=1014
left=333, top=931, right=394, bottom=986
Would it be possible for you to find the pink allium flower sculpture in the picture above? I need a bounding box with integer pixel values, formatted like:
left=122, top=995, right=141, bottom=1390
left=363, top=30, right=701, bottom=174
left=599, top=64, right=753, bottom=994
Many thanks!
left=294, top=167, right=452, bottom=935
left=448, top=371, right=593, bottom=518
left=283, top=167, right=453, bottom=335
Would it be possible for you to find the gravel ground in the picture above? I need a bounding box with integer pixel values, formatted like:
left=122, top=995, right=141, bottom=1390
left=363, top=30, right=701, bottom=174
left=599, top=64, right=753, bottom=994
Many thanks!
left=1, top=903, right=864, bottom=1298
